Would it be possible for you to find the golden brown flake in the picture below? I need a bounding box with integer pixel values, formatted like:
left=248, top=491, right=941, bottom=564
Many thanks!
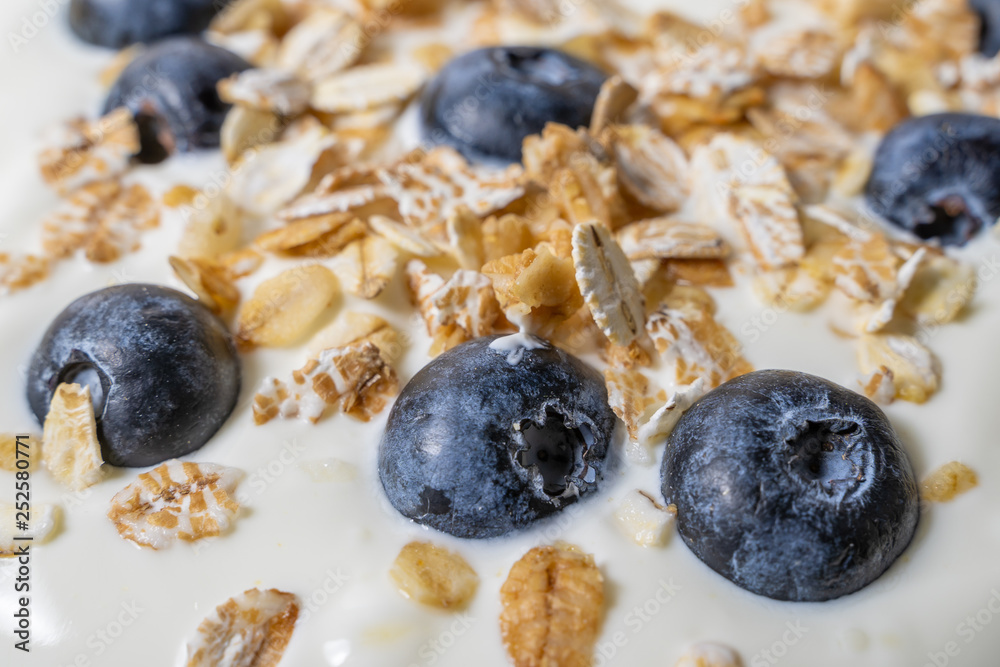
left=499, top=543, right=605, bottom=667
left=311, top=63, right=427, bottom=113
left=255, top=213, right=356, bottom=253
left=0, top=253, right=49, bottom=295
left=236, top=264, right=338, bottom=347
left=616, top=218, right=726, bottom=261
left=330, top=235, right=400, bottom=299
left=177, top=193, right=243, bottom=260
left=307, top=312, right=400, bottom=360
left=274, top=7, right=363, bottom=81
left=590, top=75, right=639, bottom=134
left=42, top=383, right=104, bottom=491
left=220, top=105, right=286, bottom=164
left=369, top=215, right=441, bottom=257
left=756, top=29, right=839, bottom=80
left=646, top=300, right=752, bottom=388
left=899, top=252, right=977, bottom=326
left=38, top=108, right=139, bottom=195
left=609, top=124, right=689, bottom=212
left=390, top=541, right=480, bottom=610
left=169, top=256, right=241, bottom=315
left=604, top=366, right=651, bottom=444
left=407, top=260, right=502, bottom=355
left=0, top=434, right=39, bottom=472
left=186, top=588, right=299, bottom=667
left=41, top=180, right=159, bottom=263
left=218, top=68, right=311, bottom=116
left=857, top=334, right=939, bottom=403
left=921, top=462, right=978, bottom=502
left=109, top=460, right=242, bottom=549
left=483, top=246, right=584, bottom=331
left=572, top=223, right=645, bottom=346
left=252, top=341, right=399, bottom=424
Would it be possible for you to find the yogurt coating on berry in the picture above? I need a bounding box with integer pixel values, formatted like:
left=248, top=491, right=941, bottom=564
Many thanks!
left=661, top=369, right=919, bottom=602
left=379, top=335, right=617, bottom=539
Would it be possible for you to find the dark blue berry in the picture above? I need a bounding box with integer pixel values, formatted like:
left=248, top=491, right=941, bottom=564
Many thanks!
left=864, top=112, right=1000, bottom=246
left=419, top=46, right=607, bottom=164
left=970, top=0, right=1000, bottom=57
left=661, top=370, right=919, bottom=602
left=69, top=0, right=232, bottom=49
left=103, top=37, right=249, bottom=163
left=26, top=284, right=241, bottom=468
left=378, top=335, right=616, bottom=539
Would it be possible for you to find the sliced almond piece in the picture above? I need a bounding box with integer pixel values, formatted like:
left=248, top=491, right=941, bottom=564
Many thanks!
left=186, top=588, right=299, bottom=667
left=500, top=543, right=604, bottom=667
left=108, top=460, right=242, bottom=549
left=573, top=222, right=645, bottom=346
left=236, top=264, right=338, bottom=347
left=42, top=383, right=104, bottom=491
left=390, top=541, right=480, bottom=610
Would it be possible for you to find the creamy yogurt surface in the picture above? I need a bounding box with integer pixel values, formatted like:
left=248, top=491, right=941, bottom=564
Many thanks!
left=2, top=1, right=1000, bottom=666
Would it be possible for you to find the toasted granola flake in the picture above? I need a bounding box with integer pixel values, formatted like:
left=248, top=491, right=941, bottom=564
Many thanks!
left=218, top=68, right=311, bottom=116
left=108, top=460, right=242, bottom=549
left=755, top=29, right=839, bottom=80
left=38, top=107, right=139, bottom=194
left=573, top=223, right=645, bottom=346
left=858, top=365, right=896, bottom=405
left=237, top=264, right=338, bottom=347
left=590, top=75, right=639, bottom=133
left=252, top=341, right=399, bottom=425
left=613, top=490, right=674, bottom=548
left=307, top=311, right=400, bottom=360
left=311, top=62, right=427, bottom=113
left=899, top=252, right=977, bottom=326
left=42, top=180, right=159, bottom=263
left=0, top=503, right=58, bottom=555
left=858, top=334, right=939, bottom=403
left=921, top=461, right=978, bottom=502
left=369, top=215, right=441, bottom=257
left=275, top=8, right=364, bottom=82
left=616, top=219, right=726, bottom=261
left=483, top=246, right=583, bottom=329
left=407, top=260, right=502, bottom=355
left=500, top=543, right=605, bottom=667
left=646, top=300, right=752, bottom=389
left=604, top=366, right=651, bottom=445
left=169, top=256, right=241, bottom=315
left=330, top=235, right=400, bottom=299
left=0, top=253, right=49, bottom=295
left=186, top=588, right=299, bottom=667
left=379, top=151, right=525, bottom=227
left=610, top=124, right=689, bottom=212
left=0, top=434, right=39, bottom=472
left=42, top=383, right=104, bottom=491
left=390, top=541, right=480, bottom=610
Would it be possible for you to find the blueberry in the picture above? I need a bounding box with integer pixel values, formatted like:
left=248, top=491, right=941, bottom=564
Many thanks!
left=970, top=0, right=1000, bottom=57
left=378, top=334, right=616, bottom=539
left=660, top=370, right=919, bottom=602
left=26, top=284, right=241, bottom=468
left=69, top=0, right=232, bottom=49
left=864, top=112, right=1000, bottom=246
left=103, top=37, right=250, bottom=163
left=419, top=46, right=607, bottom=164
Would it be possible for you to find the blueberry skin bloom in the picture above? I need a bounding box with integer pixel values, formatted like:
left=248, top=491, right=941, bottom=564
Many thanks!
left=864, top=112, right=1000, bottom=246
left=419, top=46, right=607, bottom=164
left=379, top=335, right=617, bottom=539
left=70, top=0, right=232, bottom=49
left=103, top=37, right=250, bottom=163
left=27, top=284, right=241, bottom=468
left=661, top=370, right=919, bottom=602
left=969, top=0, right=1000, bottom=57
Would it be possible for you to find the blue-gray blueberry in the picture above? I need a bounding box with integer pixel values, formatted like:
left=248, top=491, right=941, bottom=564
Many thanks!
left=103, top=37, right=249, bottom=163
left=379, top=335, right=616, bottom=539
left=419, top=46, right=607, bottom=164
left=661, top=370, right=919, bottom=602
left=70, top=0, right=232, bottom=48
left=865, top=112, right=1000, bottom=246
left=26, top=284, right=241, bottom=468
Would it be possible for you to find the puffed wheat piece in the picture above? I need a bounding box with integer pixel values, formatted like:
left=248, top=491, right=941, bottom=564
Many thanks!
left=186, top=588, right=299, bottom=667
left=500, top=543, right=605, bottom=667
